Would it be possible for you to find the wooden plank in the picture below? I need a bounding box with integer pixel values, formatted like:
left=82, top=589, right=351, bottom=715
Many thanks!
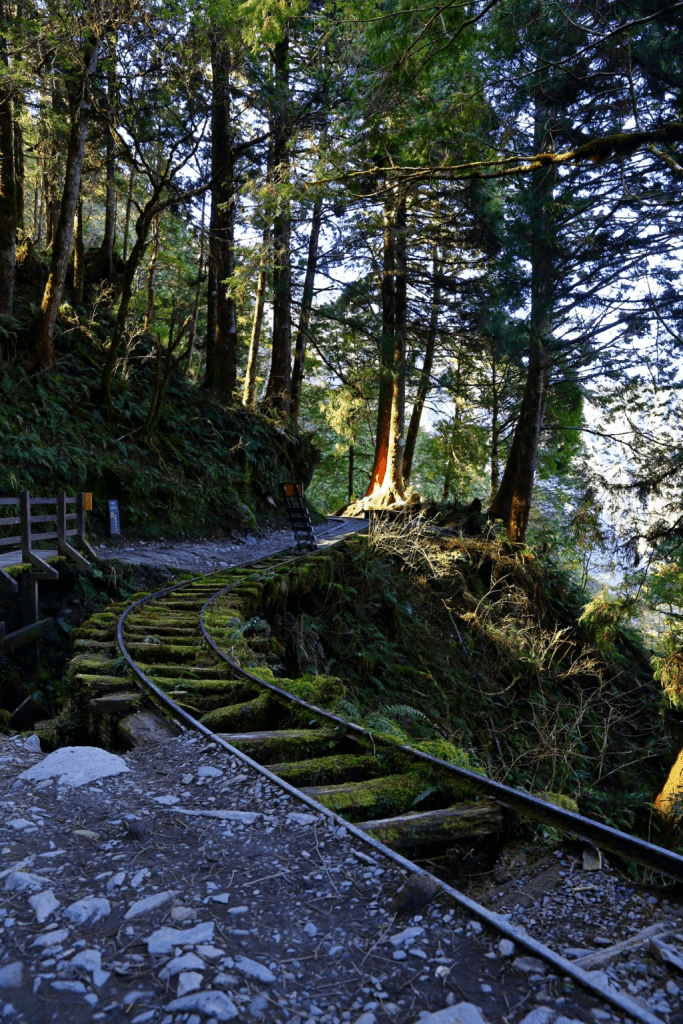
left=30, top=531, right=59, bottom=542
left=355, top=803, right=504, bottom=848
left=30, top=497, right=58, bottom=506
left=0, top=618, right=52, bottom=653
left=219, top=729, right=337, bottom=745
left=30, top=514, right=59, bottom=524
left=0, top=517, right=21, bottom=526
left=0, top=535, right=21, bottom=547
left=0, top=497, right=18, bottom=505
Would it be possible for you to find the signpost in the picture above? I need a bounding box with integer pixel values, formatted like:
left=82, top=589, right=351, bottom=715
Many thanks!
left=108, top=499, right=121, bottom=537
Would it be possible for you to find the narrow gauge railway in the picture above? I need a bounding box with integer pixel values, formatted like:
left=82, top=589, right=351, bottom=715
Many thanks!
left=73, top=522, right=682, bottom=1024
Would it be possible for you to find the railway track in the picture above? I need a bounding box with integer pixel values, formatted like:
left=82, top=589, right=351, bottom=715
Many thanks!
left=69, top=521, right=683, bottom=1024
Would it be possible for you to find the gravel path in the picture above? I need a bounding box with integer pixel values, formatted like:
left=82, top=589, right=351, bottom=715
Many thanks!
left=0, top=729, right=654, bottom=1024
left=93, top=519, right=361, bottom=574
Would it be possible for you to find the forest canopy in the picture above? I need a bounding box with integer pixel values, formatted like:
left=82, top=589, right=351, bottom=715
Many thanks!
left=1, top=0, right=683, bottom=550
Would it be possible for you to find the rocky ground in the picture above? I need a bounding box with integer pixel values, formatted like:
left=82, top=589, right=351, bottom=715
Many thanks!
left=0, top=727, right=677, bottom=1024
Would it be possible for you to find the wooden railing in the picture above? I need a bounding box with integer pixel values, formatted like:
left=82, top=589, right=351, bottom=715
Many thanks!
left=0, top=491, right=95, bottom=652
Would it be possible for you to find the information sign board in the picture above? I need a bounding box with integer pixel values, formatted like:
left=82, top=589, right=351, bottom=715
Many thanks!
left=108, top=499, right=121, bottom=537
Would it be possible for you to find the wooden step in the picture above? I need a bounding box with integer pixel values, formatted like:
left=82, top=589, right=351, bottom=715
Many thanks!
left=267, top=752, right=381, bottom=787
left=356, top=803, right=504, bottom=848
left=301, top=773, right=430, bottom=819
left=217, top=728, right=344, bottom=764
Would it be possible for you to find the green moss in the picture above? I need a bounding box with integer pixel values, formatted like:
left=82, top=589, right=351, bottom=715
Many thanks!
left=535, top=791, right=580, bottom=814
left=199, top=691, right=275, bottom=731
left=312, top=771, right=431, bottom=819
left=271, top=753, right=383, bottom=786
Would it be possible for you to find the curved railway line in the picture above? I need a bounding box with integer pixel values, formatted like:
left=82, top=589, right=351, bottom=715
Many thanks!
left=71, top=519, right=683, bottom=1024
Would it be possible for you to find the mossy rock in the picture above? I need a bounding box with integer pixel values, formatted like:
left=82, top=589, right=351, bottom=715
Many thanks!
left=311, top=771, right=431, bottom=820
left=276, top=674, right=345, bottom=711
left=535, top=791, right=580, bottom=814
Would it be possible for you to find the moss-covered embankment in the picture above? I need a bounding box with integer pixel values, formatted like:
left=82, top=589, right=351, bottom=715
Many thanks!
left=211, top=531, right=674, bottom=841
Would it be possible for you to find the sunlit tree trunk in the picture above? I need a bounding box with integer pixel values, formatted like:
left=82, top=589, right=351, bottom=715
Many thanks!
left=204, top=32, right=237, bottom=397
left=73, top=197, right=84, bottom=305
left=366, top=190, right=407, bottom=505
left=403, top=245, right=440, bottom=484
left=490, top=101, right=557, bottom=543
left=32, top=39, right=100, bottom=371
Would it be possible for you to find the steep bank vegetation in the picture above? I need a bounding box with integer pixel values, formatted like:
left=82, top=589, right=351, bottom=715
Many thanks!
left=0, top=343, right=318, bottom=538
left=212, top=527, right=675, bottom=841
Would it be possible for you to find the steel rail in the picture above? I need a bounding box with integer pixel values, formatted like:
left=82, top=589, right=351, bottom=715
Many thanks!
left=114, top=530, right=668, bottom=1024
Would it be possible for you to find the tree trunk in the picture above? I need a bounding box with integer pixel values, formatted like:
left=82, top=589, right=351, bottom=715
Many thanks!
left=348, top=443, right=355, bottom=502
left=204, top=32, right=238, bottom=398
left=101, top=190, right=161, bottom=408
left=99, top=77, right=117, bottom=283
left=0, top=0, right=18, bottom=315
left=243, top=226, right=268, bottom=407
left=264, top=35, right=292, bottom=414
left=403, top=245, right=440, bottom=484
left=122, top=168, right=134, bottom=263
left=14, top=116, right=24, bottom=233
left=365, top=199, right=396, bottom=497
left=73, top=198, right=84, bottom=305
left=489, top=101, right=557, bottom=543
left=290, top=196, right=323, bottom=424
left=32, top=40, right=100, bottom=371
left=144, top=213, right=160, bottom=331
left=185, top=193, right=207, bottom=376
left=366, top=191, right=407, bottom=504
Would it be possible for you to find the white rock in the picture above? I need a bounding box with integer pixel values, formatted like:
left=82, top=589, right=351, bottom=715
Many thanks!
left=158, top=952, right=205, bottom=982
left=64, top=896, right=111, bottom=924
left=6, top=819, right=34, bottom=830
left=70, top=949, right=110, bottom=988
left=498, top=939, right=515, bottom=957
left=304, top=922, right=317, bottom=937
left=146, top=922, right=214, bottom=954
left=125, top=891, right=177, bottom=919
left=51, top=980, right=86, bottom=993
left=106, top=871, right=126, bottom=890
left=19, top=746, right=130, bottom=788
left=165, top=990, right=238, bottom=1020
left=393, top=951, right=407, bottom=961
left=517, top=1010, right=555, bottom=1024
left=153, top=795, right=180, bottom=805
left=287, top=812, right=318, bottom=826
left=388, top=926, right=425, bottom=947
left=355, top=1014, right=376, bottom=1024
left=211, top=893, right=230, bottom=904
left=31, top=928, right=70, bottom=948
left=413, top=1005, right=490, bottom=1024
left=177, top=971, right=203, bottom=996
left=23, top=735, right=41, bottom=752
left=227, top=905, right=248, bottom=915
left=3, top=870, right=47, bottom=893
left=195, top=945, right=223, bottom=960
left=28, top=890, right=60, bottom=924
left=161, top=808, right=259, bottom=824
left=233, top=955, right=276, bottom=983
left=0, top=963, right=22, bottom=988
left=197, top=765, right=223, bottom=778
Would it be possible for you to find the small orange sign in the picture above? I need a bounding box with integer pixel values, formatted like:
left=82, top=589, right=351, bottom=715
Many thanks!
left=84, top=493, right=93, bottom=511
